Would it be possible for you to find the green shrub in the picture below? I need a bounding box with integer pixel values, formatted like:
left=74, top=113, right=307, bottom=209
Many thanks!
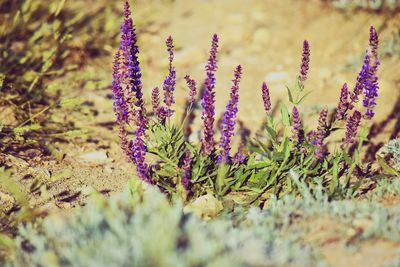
left=387, top=139, right=400, bottom=171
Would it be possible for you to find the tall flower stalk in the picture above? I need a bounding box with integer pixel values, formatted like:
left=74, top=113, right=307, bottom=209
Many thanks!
left=349, top=53, right=370, bottom=108
left=131, top=126, right=152, bottom=184
left=112, top=50, right=130, bottom=154
left=298, top=40, right=310, bottom=86
left=111, top=1, right=150, bottom=183
left=291, top=106, right=304, bottom=144
left=369, top=26, right=379, bottom=59
left=184, top=75, right=197, bottom=107
left=163, top=36, right=176, bottom=118
left=349, top=25, right=380, bottom=119
left=342, top=110, right=362, bottom=148
left=315, top=107, right=328, bottom=160
left=121, top=1, right=147, bottom=127
left=201, top=34, right=219, bottom=156
left=363, top=26, right=380, bottom=120
left=335, top=83, right=349, bottom=121
left=219, top=65, right=243, bottom=163
left=261, top=82, right=272, bottom=115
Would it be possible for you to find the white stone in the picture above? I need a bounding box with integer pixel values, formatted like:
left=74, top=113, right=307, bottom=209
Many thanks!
left=79, top=151, right=108, bottom=163
left=264, top=71, right=290, bottom=84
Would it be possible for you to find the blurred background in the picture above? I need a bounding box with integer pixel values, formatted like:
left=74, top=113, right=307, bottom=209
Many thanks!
left=1, top=0, right=399, bottom=137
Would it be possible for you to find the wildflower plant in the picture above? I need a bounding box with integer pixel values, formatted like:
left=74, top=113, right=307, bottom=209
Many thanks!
left=111, top=1, right=384, bottom=203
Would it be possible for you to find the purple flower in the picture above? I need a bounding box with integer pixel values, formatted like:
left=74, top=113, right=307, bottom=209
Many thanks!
left=342, top=110, right=362, bottom=147
left=121, top=0, right=147, bottom=127
left=362, top=60, right=379, bottom=120
left=369, top=26, right=379, bottom=59
left=163, top=36, right=176, bottom=117
left=112, top=50, right=126, bottom=122
left=201, top=34, right=219, bottom=156
left=261, top=82, right=272, bottom=115
left=298, top=40, right=310, bottom=85
left=315, top=107, right=328, bottom=160
left=335, top=83, right=349, bottom=121
left=184, top=75, right=197, bottom=106
left=219, top=65, right=242, bottom=163
left=181, top=150, right=192, bottom=191
left=112, top=50, right=130, bottom=154
left=307, top=130, right=317, bottom=145
left=166, top=36, right=174, bottom=70
left=291, top=106, right=304, bottom=144
left=349, top=52, right=370, bottom=108
left=156, top=106, right=168, bottom=124
left=363, top=27, right=380, bottom=120
left=350, top=27, right=380, bottom=115
left=151, top=87, right=160, bottom=115
left=130, top=128, right=152, bottom=184
left=112, top=1, right=150, bottom=182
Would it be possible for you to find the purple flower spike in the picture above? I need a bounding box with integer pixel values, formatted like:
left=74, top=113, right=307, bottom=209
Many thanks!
left=130, top=129, right=152, bottom=184
left=350, top=52, right=370, bottom=108
left=369, top=26, right=379, bottom=59
left=362, top=65, right=379, bottom=120
left=342, top=110, right=362, bottom=148
left=336, top=83, right=349, bottom=120
left=219, top=65, right=243, bottom=163
left=112, top=1, right=150, bottom=179
left=184, top=75, right=197, bottom=106
left=201, top=34, right=219, bottom=156
left=262, top=82, right=272, bottom=115
left=163, top=36, right=176, bottom=117
left=151, top=87, right=160, bottom=115
left=298, top=40, right=310, bottom=85
left=121, top=0, right=147, bottom=127
left=162, top=69, right=176, bottom=114
left=350, top=27, right=380, bottom=114
left=112, top=50, right=130, bottom=153
left=315, top=107, right=328, bottom=160
left=156, top=106, right=168, bottom=124
left=363, top=27, right=380, bottom=120
left=166, top=36, right=174, bottom=70
left=291, top=106, right=304, bottom=144
left=181, top=150, right=192, bottom=191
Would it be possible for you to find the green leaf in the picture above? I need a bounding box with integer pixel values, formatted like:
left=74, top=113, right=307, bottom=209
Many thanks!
left=286, top=86, right=294, bottom=103
left=296, top=91, right=312, bottom=104
left=377, top=156, right=400, bottom=177
left=329, top=157, right=340, bottom=194
left=265, top=125, right=277, bottom=140
left=216, top=164, right=229, bottom=196
left=280, top=104, right=290, bottom=127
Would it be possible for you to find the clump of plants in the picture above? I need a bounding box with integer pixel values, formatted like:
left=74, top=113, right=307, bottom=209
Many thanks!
left=111, top=1, right=383, bottom=203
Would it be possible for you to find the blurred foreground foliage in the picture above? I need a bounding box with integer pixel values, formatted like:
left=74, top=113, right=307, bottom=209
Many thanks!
left=2, top=177, right=400, bottom=267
